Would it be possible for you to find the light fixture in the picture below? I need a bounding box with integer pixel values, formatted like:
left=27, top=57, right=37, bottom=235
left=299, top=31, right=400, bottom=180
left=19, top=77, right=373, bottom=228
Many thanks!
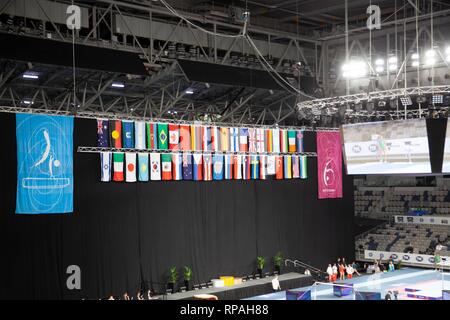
left=400, top=96, right=412, bottom=106
left=412, top=61, right=420, bottom=67
left=425, top=57, right=436, bottom=66
left=426, top=49, right=436, bottom=57
left=416, top=96, right=427, bottom=103
left=377, top=100, right=386, bottom=107
left=366, top=101, right=375, bottom=113
left=375, top=66, right=384, bottom=73
left=22, top=100, right=33, bottom=105
left=446, top=47, right=450, bottom=55
left=388, top=56, right=398, bottom=64
left=411, top=53, right=419, bottom=60
left=111, top=83, right=125, bottom=88
left=388, top=64, right=398, bottom=71
left=432, top=95, right=443, bottom=104
left=375, top=58, right=385, bottom=66
left=341, top=60, right=368, bottom=79
left=185, top=88, right=194, bottom=94
left=22, top=73, right=39, bottom=79
left=389, top=98, right=398, bottom=109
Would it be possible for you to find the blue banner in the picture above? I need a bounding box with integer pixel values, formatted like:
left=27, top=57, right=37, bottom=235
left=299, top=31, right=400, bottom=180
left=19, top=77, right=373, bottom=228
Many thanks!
left=16, top=114, right=74, bottom=214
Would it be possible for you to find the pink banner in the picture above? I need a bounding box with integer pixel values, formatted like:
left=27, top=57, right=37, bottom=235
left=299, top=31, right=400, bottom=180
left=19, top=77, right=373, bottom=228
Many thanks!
left=317, top=131, right=343, bottom=199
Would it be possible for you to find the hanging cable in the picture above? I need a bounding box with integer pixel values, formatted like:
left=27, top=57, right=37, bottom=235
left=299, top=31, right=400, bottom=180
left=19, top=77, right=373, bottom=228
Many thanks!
left=159, top=0, right=245, bottom=39
left=71, top=0, right=77, bottom=111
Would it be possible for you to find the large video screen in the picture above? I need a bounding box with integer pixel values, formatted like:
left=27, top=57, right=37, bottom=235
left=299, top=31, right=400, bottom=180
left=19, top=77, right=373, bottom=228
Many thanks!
left=442, top=118, right=450, bottom=173
left=342, top=119, right=431, bottom=174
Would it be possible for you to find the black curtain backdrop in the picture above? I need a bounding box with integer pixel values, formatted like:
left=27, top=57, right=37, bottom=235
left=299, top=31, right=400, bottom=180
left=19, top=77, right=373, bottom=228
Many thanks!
left=0, top=114, right=354, bottom=299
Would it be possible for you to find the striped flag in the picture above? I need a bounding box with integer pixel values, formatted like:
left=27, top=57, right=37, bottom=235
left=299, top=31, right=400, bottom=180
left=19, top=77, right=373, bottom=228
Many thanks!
left=172, top=153, right=183, bottom=180
left=135, top=121, right=146, bottom=150
left=190, top=125, right=202, bottom=151
left=146, top=122, right=158, bottom=150
left=122, top=121, right=135, bottom=149
left=161, top=153, right=172, bottom=180
left=211, top=126, right=221, bottom=152
left=233, top=155, right=242, bottom=179
left=288, top=130, right=296, bottom=153
left=272, top=128, right=280, bottom=153
left=202, top=126, right=212, bottom=151
left=100, top=152, right=112, bottom=182
left=203, top=154, right=213, bottom=181
left=242, top=155, right=251, bottom=180
left=113, top=152, right=124, bottom=182
left=250, top=155, right=259, bottom=179
left=292, top=155, right=300, bottom=179
left=169, top=124, right=180, bottom=150
left=256, top=128, right=265, bottom=153
left=138, top=153, right=149, bottom=181
left=280, top=129, right=288, bottom=153
left=296, top=131, right=304, bottom=152
left=300, top=155, right=308, bottom=179
left=150, top=152, right=161, bottom=181
left=220, top=127, right=230, bottom=152
left=125, top=152, right=137, bottom=182
left=283, top=155, right=292, bottom=179
left=230, top=127, right=239, bottom=152
left=193, top=154, right=203, bottom=181
left=248, top=128, right=257, bottom=153
left=179, top=124, right=191, bottom=151
left=212, top=154, right=224, bottom=180
left=239, top=128, right=249, bottom=152
left=266, top=129, right=273, bottom=153
left=259, top=155, right=267, bottom=180
left=97, top=119, right=109, bottom=147
left=110, top=120, right=122, bottom=148
left=224, top=154, right=234, bottom=180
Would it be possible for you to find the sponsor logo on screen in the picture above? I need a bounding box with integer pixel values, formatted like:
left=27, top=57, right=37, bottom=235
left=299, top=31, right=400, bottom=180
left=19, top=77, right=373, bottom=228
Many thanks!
left=403, top=255, right=410, bottom=261
left=416, top=256, right=424, bottom=262
left=368, top=144, right=378, bottom=152
left=352, top=145, right=362, bottom=153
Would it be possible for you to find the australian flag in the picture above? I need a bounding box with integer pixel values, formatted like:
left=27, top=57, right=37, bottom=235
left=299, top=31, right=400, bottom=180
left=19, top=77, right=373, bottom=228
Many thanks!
left=182, top=153, right=193, bottom=180
left=97, top=119, right=109, bottom=147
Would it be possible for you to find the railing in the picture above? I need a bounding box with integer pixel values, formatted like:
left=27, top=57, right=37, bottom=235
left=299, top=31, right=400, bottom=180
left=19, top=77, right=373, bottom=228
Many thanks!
left=284, top=259, right=326, bottom=278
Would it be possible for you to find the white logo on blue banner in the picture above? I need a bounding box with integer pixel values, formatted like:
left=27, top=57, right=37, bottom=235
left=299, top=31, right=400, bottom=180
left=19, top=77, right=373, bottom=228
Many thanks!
left=16, top=114, right=74, bottom=214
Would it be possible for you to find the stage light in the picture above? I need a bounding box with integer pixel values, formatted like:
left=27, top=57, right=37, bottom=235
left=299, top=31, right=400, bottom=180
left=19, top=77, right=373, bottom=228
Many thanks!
left=375, top=58, right=385, bottom=66
left=443, top=95, right=450, bottom=106
left=366, top=101, right=375, bottom=113
left=22, top=73, right=39, bottom=79
left=446, top=47, right=450, bottom=55
left=411, top=53, right=419, bottom=60
left=22, top=100, right=33, bottom=105
left=425, top=57, right=436, bottom=66
left=432, top=95, right=443, bottom=104
left=341, top=60, right=368, bottom=78
left=416, top=95, right=427, bottom=103
left=185, top=88, right=194, bottom=94
left=412, top=61, right=420, bottom=67
left=400, top=96, right=412, bottom=106
left=388, top=64, right=398, bottom=71
left=426, top=49, right=436, bottom=58
left=388, top=56, right=398, bottom=64
left=354, top=101, right=362, bottom=111
left=389, top=98, right=398, bottom=109
left=111, top=83, right=125, bottom=88
left=375, top=66, right=384, bottom=73
left=377, top=100, right=386, bottom=107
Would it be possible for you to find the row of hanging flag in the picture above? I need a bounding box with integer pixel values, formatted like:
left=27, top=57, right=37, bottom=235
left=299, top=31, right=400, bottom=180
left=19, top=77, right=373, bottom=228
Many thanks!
left=100, top=152, right=308, bottom=182
left=97, top=119, right=304, bottom=154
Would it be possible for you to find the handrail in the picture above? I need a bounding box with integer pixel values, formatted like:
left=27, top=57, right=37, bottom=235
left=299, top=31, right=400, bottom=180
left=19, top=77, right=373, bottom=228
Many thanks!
left=284, top=259, right=326, bottom=275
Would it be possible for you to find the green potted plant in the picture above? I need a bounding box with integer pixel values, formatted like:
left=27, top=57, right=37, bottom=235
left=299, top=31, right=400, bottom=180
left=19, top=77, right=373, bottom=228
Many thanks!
left=183, top=266, right=193, bottom=291
left=256, top=256, right=266, bottom=278
left=167, top=266, right=178, bottom=293
left=274, top=252, right=283, bottom=275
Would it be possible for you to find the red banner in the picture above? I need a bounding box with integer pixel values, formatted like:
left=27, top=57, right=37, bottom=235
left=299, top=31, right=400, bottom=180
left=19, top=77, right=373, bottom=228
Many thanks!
left=317, top=131, right=343, bottom=199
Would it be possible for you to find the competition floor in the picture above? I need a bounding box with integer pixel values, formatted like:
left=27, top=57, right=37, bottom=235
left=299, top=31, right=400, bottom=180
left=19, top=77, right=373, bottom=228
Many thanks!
left=244, top=268, right=450, bottom=300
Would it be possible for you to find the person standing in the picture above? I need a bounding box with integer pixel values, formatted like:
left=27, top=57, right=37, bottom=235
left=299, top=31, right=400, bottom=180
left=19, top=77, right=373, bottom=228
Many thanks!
left=272, top=275, right=281, bottom=292
left=339, top=263, right=346, bottom=280
left=332, top=264, right=338, bottom=282
left=346, top=264, right=354, bottom=279
left=326, top=264, right=333, bottom=282
left=388, top=261, right=395, bottom=272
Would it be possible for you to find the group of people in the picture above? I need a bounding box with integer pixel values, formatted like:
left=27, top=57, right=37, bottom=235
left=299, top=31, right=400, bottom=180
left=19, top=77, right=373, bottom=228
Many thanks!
left=364, top=259, right=395, bottom=274
left=105, top=290, right=158, bottom=300
left=326, top=258, right=360, bottom=282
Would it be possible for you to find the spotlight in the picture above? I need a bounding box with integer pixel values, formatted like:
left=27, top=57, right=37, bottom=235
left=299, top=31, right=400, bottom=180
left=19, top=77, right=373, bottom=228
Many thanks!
left=375, top=58, right=385, bottom=66
left=375, top=66, right=384, bottom=73
left=377, top=100, right=386, bottom=107
left=443, top=95, right=450, bottom=106
left=111, top=83, right=125, bottom=88
left=366, top=101, right=375, bottom=113
left=432, top=95, right=443, bottom=104
left=425, top=49, right=437, bottom=66
left=416, top=95, right=427, bottom=104
left=388, top=56, right=398, bottom=64
left=22, top=73, right=39, bottom=79
left=22, top=99, right=33, bottom=105
left=388, top=64, right=398, bottom=71
left=411, top=53, right=419, bottom=60
left=185, top=88, right=194, bottom=94
left=342, top=60, right=368, bottom=78
left=389, top=98, right=398, bottom=109
left=446, top=47, right=450, bottom=55
left=426, top=49, right=436, bottom=58
left=412, top=61, right=420, bottom=67
left=400, top=96, right=412, bottom=106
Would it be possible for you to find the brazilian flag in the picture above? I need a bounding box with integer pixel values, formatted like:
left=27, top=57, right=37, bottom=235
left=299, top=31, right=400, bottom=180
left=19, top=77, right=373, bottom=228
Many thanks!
left=158, top=123, right=168, bottom=150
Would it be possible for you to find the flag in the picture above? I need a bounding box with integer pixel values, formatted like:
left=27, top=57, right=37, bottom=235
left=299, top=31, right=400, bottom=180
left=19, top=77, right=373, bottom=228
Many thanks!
left=172, top=153, right=183, bottom=180
left=275, top=155, right=283, bottom=180
left=138, top=153, right=149, bottom=182
left=224, top=154, right=234, bottom=180
left=230, top=127, right=239, bottom=152
left=300, top=155, right=308, bottom=179
left=292, top=155, right=300, bottom=179
left=146, top=122, right=158, bottom=150
left=212, top=154, right=224, bottom=180
left=272, top=128, right=280, bottom=153
left=191, top=125, right=202, bottom=151
left=288, top=130, right=296, bottom=153
left=193, top=154, right=203, bottom=181
left=259, top=155, right=267, bottom=180
left=242, top=155, right=251, bottom=180
left=280, top=129, right=288, bottom=153
left=203, top=154, right=213, bottom=181
left=100, top=152, right=112, bottom=182
left=296, top=131, right=304, bottom=153
left=16, top=114, right=74, bottom=214
left=233, top=155, right=242, bottom=179
left=220, top=127, right=229, bottom=152
left=179, top=125, right=191, bottom=151
left=150, top=152, right=161, bottom=181
left=202, top=126, right=212, bottom=151
left=182, top=153, right=193, bottom=180
left=135, top=121, right=146, bottom=150
left=125, top=152, right=137, bottom=182
left=239, top=128, right=249, bottom=152
left=122, top=120, right=135, bottom=148
left=97, top=119, right=109, bottom=147
left=257, top=128, right=265, bottom=153
left=211, top=126, right=221, bottom=152
left=284, top=155, right=292, bottom=179
left=161, top=153, right=172, bottom=180
left=113, top=152, right=125, bottom=182
left=248, top=128, right=257, bottom=153
left=266, top=155, right=276, bottom=176
left=158, top=123, right=169, bottom=150
left=266, top=129, right=273, bottom=153
left=169, top=124, right=180, bottom=150
left=251, top=155, right=259, bottom=179
left=110, top=120, right=122, bottom=148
